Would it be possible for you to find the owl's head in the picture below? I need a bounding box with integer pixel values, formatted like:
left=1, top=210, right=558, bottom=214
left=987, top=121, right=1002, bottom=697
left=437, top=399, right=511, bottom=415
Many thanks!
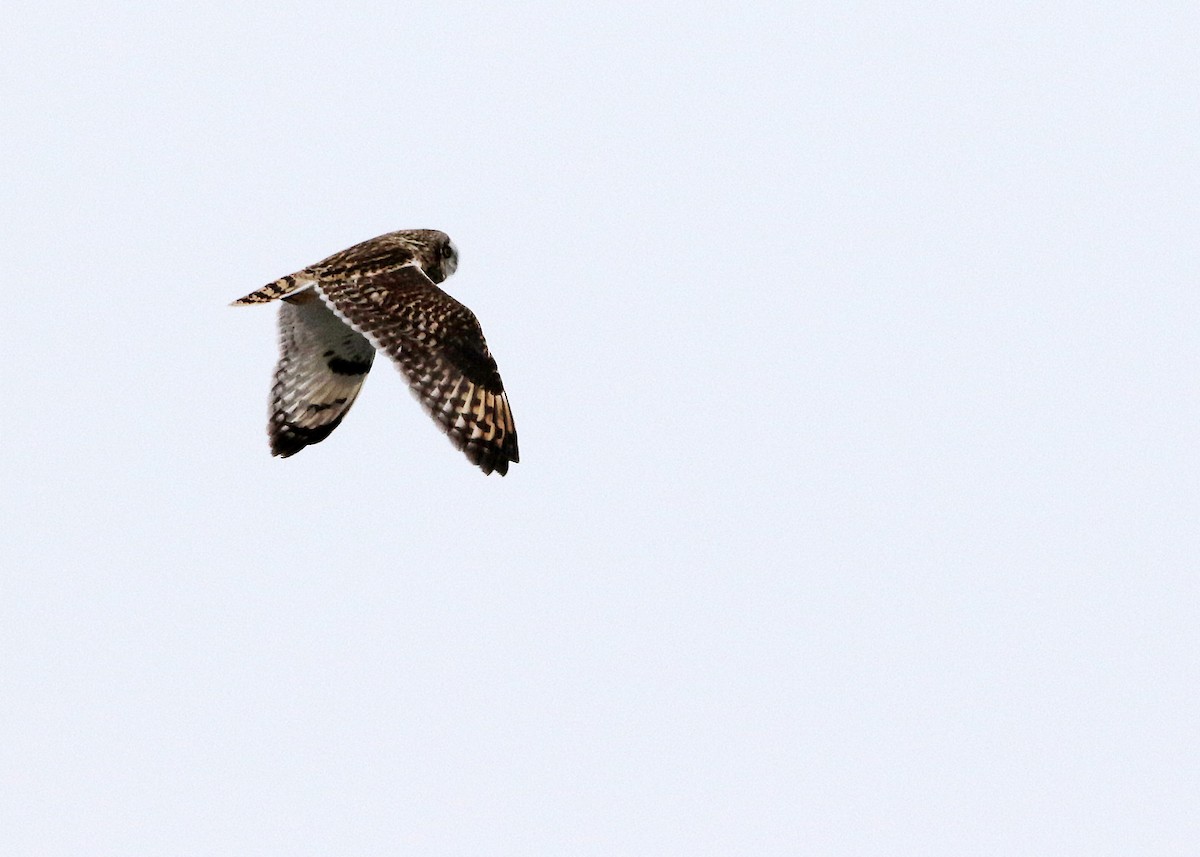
left=403, top=229, right=458, bottom=283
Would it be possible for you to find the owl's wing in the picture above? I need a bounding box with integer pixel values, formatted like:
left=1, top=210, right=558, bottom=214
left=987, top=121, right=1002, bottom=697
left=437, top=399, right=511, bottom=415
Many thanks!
left=268, top=289, right=375, bottom=457
left=313, top=266, right=519, bottom=475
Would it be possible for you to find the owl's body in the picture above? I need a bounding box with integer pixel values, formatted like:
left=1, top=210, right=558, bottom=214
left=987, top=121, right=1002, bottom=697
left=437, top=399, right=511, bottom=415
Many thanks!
left=232, top=229, right=519, bottom=476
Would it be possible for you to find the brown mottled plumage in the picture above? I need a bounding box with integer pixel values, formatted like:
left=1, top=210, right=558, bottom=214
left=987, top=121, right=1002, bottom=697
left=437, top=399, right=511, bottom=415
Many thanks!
left=231, top=229, right=519, bottom=476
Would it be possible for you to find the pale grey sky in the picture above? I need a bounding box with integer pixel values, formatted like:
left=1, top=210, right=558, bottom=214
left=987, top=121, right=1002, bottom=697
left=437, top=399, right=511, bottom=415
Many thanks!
left=2, top=1, right=1197, bottom=854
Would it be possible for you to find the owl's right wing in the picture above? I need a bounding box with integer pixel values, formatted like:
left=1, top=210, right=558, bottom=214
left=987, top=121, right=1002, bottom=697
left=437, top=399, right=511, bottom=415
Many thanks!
left=313, top=266, right=519, bottom=475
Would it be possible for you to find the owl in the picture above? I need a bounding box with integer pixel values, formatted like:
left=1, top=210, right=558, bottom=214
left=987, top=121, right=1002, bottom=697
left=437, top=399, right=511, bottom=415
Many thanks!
left=232, top=230, right=518, bottom=475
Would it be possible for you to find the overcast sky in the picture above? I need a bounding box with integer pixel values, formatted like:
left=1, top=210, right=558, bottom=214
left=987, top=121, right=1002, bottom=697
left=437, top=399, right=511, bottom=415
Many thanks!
left=2, top=1, right=1197, bottom=854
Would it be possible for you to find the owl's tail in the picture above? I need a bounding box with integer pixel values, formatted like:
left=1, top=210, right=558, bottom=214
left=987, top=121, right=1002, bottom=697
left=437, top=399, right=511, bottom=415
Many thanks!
left=230, top=273, right=312, bottom=306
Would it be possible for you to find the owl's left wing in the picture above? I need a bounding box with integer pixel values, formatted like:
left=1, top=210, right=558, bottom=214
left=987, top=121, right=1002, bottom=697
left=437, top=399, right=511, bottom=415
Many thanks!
left=269, top=290, right=375, bottom=457
left=314, top=266, right=519, bottom=475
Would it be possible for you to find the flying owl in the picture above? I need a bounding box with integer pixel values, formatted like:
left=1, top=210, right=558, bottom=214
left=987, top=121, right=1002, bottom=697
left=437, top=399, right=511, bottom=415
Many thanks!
left=231, top=229, right=519, bottom=476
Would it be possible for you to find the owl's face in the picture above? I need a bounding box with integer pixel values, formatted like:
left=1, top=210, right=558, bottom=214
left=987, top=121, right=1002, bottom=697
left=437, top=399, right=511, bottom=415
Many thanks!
left=437, top=236, right=459, bottom=281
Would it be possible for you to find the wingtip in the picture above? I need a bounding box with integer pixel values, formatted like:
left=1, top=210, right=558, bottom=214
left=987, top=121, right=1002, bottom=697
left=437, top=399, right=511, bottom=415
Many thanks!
left=269, top=420, right=340, bottom=458
left=269, top=437, right=304, bottom=458
left=474, top=445, right=516, bottom=476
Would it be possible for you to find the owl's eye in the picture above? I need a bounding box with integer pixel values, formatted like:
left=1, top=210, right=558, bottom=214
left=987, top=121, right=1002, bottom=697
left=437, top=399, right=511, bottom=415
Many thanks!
left=441, top=243, right=454, bottom=258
